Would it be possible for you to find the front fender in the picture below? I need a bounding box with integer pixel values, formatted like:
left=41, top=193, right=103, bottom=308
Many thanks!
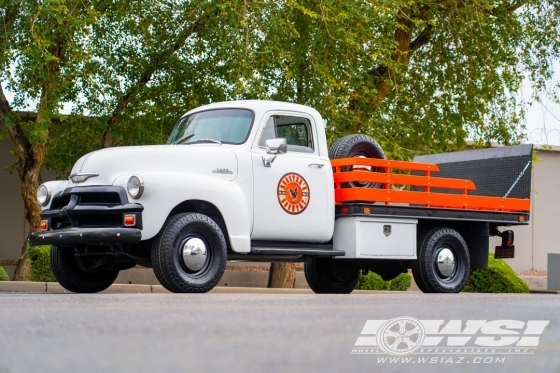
left=113, top=173, right=251, bottom=253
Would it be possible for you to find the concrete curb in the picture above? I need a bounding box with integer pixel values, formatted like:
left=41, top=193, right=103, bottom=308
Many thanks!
left=530, top=290, right=560, bottom=294
left=0, top=281, right=414, bottom=294
left=1, top=281, right=556, bottom=294
left=0, top=281, right=46, bottom=292
left=2, top=266, right=552, bottom=291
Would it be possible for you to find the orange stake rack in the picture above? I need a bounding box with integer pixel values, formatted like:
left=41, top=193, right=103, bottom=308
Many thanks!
left=330, top=158, right=530, bottom=213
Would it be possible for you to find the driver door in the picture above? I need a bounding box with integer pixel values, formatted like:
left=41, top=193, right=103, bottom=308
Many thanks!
left=251, top=112, right=329, bottom=242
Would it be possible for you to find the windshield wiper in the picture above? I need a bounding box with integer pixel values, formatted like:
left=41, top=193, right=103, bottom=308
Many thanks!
left=184, top=139, right=222, bottom=145
left=172, top=134, right=195, bottom=145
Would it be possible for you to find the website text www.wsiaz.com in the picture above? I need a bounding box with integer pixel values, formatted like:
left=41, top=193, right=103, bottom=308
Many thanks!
left=374, top=356, right=506, bottom=364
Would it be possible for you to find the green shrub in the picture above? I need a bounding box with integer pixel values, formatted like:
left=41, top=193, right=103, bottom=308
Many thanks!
left=356, top=271, right=411, bottom=291
left=28, top=245, right=56, bottom=282
left=462, top=253, right=529, bottom=293
left=390, top=272, right=412, bottom=291
left=0, top=266, right=9, bottom=281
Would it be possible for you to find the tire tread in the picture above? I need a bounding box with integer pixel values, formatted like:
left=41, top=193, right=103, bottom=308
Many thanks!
left=152, top=213, right=227, bottom=293
left=51, top=246, right=118, bottom=293
left=411, top=227, right=470, bottom=293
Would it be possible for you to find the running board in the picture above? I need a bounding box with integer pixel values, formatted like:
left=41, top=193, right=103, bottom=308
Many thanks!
left=250, top=247, right=345, bottom=256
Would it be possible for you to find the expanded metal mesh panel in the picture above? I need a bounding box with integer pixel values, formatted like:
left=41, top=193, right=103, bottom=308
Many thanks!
left=412, top=145, right=533, bottom=199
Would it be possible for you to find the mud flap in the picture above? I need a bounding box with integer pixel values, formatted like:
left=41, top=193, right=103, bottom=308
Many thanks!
left=495, top=245, right=515, bottom=259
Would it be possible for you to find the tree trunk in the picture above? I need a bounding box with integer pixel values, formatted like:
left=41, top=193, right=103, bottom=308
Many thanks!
left=267, top=263, right=297, bottom=288
left=13, top=235, right=32, bottom=281
left=10, top=129, right=46, bottom=281
left=1, top=88, right=47, bottom=281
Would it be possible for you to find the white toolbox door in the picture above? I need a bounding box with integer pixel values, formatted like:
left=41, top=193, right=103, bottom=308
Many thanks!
left=334, top=217, right=417, bottom=259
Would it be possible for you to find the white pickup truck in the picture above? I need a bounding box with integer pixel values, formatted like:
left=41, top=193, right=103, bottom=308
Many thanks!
left=29, top=100, right=531, bottom=294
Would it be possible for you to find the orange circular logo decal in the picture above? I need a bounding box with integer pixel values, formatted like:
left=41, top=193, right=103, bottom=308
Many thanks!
left=277, top=173, right=310, bottom=215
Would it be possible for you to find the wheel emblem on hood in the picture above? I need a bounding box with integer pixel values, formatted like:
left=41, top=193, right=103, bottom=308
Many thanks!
left=277, top=173, right=310, bottom=215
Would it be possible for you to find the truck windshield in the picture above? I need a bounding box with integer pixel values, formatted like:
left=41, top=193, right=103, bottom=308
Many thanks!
left=167, top=109, right=254, bottom=145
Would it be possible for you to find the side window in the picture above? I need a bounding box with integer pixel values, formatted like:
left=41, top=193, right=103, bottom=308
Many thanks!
left=258, top=115, right=314, bottom=153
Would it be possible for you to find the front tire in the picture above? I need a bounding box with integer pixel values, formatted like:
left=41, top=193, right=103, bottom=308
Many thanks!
left=51, top=246, right=119, bottom=293
left=412, top=227, right=470, bottom=293
left=151, top=213, right=227, bottom=293
left=304, top=257, right=360, bottom=294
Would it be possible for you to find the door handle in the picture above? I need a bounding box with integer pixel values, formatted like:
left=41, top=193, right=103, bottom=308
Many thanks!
left=262, top=155, right=277, bottom=167
left=308, top=163, right=324, bottom=168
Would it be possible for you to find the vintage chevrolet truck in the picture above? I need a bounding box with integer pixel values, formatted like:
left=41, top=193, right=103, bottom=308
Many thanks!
left=29, top=100, right=532, bottom=294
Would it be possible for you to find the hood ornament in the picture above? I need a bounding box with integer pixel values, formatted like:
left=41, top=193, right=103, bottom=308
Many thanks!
left=69, top=173, right=99, bottom=183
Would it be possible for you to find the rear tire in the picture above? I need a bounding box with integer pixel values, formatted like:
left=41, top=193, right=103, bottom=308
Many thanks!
left=151, top=213, right=227, bottom=293
left=51, top=246, right=119, bottom=293
left=412, top=228, right=470, bottom=293
left=329, top=134, right=386, bottom=188
left=304, top=258, right=359, bottom=294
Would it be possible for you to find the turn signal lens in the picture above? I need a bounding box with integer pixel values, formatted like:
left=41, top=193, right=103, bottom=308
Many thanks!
left=124, top=214, right=136, bottom=226
left=40, top=220, right=48, bottom=231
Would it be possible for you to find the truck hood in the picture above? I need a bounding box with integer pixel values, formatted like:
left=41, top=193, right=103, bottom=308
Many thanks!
left=69, top=145, right=238, bottom=186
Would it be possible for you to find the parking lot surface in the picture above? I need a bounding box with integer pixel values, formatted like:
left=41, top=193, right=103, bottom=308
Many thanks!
left=0, top=292, right=558, bottom=373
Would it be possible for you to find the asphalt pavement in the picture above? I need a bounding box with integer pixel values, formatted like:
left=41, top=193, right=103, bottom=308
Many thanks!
left=0, top=292, right=558, bottom=373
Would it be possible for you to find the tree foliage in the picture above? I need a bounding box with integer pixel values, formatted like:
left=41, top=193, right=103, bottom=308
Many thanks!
left=40, top=0, right=560, bottom=175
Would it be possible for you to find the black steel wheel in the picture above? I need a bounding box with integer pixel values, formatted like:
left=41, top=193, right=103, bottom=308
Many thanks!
left=304, top=257, right=360, bottom=294
left=329, top=134, right=386, bottom=188
left=50, top=246, right=119, bottom=293
left=412, top=227, right=471, bottom=293
left=151, top=213, right=227, bottom=293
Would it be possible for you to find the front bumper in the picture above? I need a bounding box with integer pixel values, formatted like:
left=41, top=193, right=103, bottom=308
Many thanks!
left=29, top=185, right=144, bottom=247
left=29, top=227, right=142, bottom=246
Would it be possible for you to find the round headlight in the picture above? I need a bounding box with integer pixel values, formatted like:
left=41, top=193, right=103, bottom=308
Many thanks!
left=127, top=175, right=144, bottom=199
left=37, top=184, right=51, bottom=206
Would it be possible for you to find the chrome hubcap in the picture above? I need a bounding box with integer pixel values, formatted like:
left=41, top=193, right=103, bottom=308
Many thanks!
left=182, top=238, right=207, bottom=272
left=436, top=248, right=456, bottom=278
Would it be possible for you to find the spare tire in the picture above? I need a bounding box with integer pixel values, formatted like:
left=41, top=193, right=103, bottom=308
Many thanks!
left=329, top=134, right=386, bottom=188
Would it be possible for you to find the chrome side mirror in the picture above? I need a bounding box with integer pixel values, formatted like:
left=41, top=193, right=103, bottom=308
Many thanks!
left=262, top=138, right=287, bottom=167
left=265, top=138, right=287, bottom=155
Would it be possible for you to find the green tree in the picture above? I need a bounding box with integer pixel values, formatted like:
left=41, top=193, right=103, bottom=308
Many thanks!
left=46, top=0, right=238, bottom=175
left=0, top=0, right=98, bottom=280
